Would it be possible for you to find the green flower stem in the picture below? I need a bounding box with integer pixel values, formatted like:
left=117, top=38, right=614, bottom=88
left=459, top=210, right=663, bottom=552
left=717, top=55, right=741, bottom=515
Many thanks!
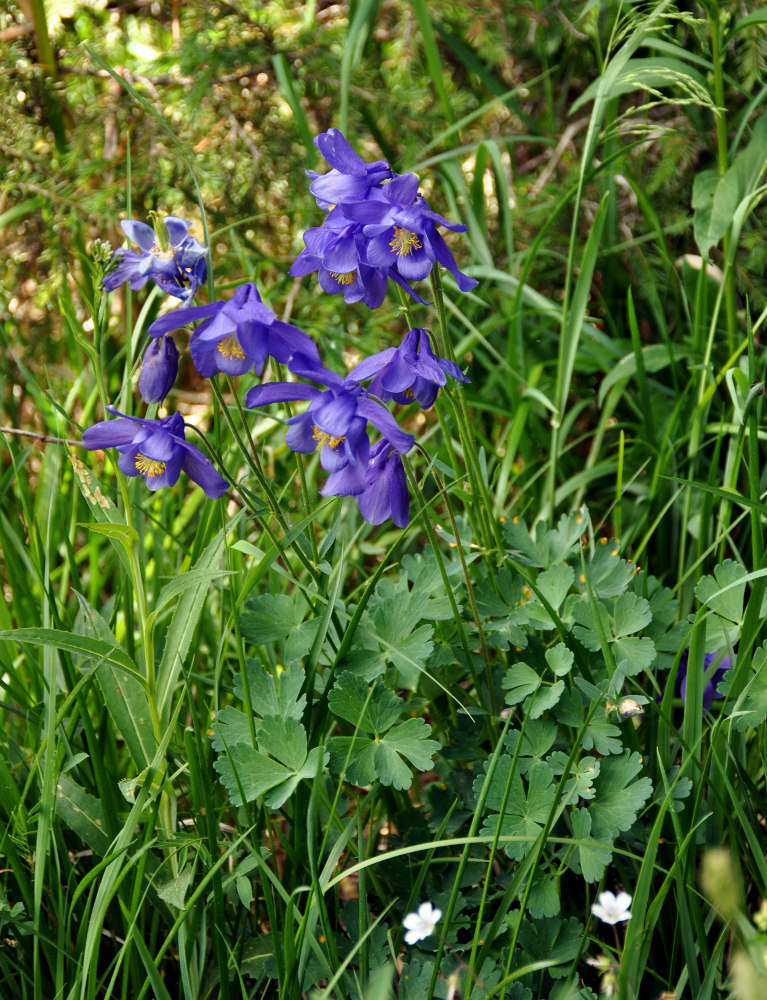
left=88, top=288, right=163, bottom=742
left=394, top=284, right=488, bottom=547
left=406, top=451, right=496, bottom=716
left=708, top=3, right=737, bottom=357
left=464, top=707, right=532, bottom=1000
left=426, top=712, right=514, bottom=1000
left=209, top=375, right=320, bottom=586
left=402, top=454, right=483, bottom=709
left=430, top=269, right=503, bottom=555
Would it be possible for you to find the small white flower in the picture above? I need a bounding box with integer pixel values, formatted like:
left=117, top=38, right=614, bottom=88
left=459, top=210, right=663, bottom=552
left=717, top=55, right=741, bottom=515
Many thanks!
left=591, top=890, right=633, bottom=925
left=403, top=901, right=442, bottom=944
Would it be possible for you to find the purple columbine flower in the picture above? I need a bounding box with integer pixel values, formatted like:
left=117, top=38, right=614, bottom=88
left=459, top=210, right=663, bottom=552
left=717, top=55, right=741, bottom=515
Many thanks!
left=289, top=210, right=425, bottom=310
left=82, top=407, right=228, bottom=498
left=138, top=335, right=179, bottom=404
left=306, top=128, right=392, bottom=210
left=349, top=327, right=470, bottom=409
left=146, top=282, right=319, bottom=378
left=103, top=215, right=208, bottom=304
left=355, top=439, right=409, bottom=527
left=343, top=173, right=478, bottom=292
left=677, top=648, right=733, bottom=711
left=245, top=357, right=413, bottom=496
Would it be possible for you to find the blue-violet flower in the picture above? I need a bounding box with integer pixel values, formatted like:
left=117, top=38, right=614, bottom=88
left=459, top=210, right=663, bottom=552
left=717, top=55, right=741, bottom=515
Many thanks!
left=82, top=407, right=228, bottom=498
left=306, top=128, right=392, bottom=210
left=102, top=216, right=208, bottom=304
left=356, top=440, right=410, bottom=527
left=349, top=327, right=469, bottom=409
left=245, top=357, right=413, bottom=497
left=147, top=282, right=319, bottom=377
left=138, top=335, right=179, bottom=404
left=343, top=172, right=478, bottom=292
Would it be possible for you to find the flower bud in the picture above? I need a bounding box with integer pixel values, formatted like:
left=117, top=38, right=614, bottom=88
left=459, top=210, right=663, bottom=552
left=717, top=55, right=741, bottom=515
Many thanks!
left=139, top=335, right=179, bottom=404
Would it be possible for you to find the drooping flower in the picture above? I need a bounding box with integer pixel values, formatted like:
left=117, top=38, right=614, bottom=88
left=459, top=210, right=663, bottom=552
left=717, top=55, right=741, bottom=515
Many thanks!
left=591, top=891, right=632, bottom=925
left=355, top=439, right=409, bottom=527
left=138, top=335, right=179, bottom=404
left=343, top=172, right=478, bottom=292
left=349, top=327, right=470, bottom=409
left=306, top=128, right=392, bottom=210
left=677, top=648, right=732, bottom=712
left=146, top=282, right=319, bottom=378
left=102, top=215, right=208, bottom=304
left=290, top=130, right=476, bottom=308
left=402, top=902, right=442, bottom=945
left=289, top=211, right=425, bottom=310
left=245, top=357, right=413, bottom=497
left=82, top=407, right=228, bottom=498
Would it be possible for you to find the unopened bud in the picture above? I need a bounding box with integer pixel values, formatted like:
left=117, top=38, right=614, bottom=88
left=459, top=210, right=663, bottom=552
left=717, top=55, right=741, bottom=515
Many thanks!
left=139, top=335, right=179, bottom=404
left=618, top=698, right=643, bottom=719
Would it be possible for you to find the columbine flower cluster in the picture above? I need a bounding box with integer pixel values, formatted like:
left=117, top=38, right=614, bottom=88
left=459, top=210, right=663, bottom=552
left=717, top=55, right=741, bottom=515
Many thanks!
left=85, top=129, right=475, bottom=526
left=289, top=129, right=477, bottom=308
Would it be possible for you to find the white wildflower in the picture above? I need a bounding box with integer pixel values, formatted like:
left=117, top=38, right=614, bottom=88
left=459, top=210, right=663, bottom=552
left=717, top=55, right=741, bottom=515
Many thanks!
left=403, top=901, right=442, bottom=944
left=591, top=890, right=633, bottom=925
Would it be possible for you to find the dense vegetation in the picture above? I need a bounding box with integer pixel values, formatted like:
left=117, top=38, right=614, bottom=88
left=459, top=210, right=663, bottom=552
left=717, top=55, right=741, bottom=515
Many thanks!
left=2, top=2, right=767, bottom=998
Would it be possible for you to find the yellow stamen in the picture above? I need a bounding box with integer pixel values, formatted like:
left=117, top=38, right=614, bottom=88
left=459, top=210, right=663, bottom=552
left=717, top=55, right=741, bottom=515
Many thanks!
left=135, top=452, right=166, bottom=478
left=312, top=425, right=345, bottom=451
left=329, top=269, right=356, bottom=286
left=217, top=335, right=246, bottom=360
left=403, top=388, right=415, bottom=400
left=389, top=226, right=422, bottom=256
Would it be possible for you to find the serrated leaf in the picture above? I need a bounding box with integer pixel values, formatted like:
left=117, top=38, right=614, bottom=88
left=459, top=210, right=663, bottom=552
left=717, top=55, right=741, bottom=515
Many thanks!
left=590, top=751, right=653, bottom=840
left=381, top=717, right=440, bottom=772
left=611, top=636, right=656, bottom=676
left=240, top=594, right=308, bottom=643
left=612, top=593, right=652, bottom=638
left=328, top=717, right=438, bottom=790
left=526, top=872, right=560, bottom=918
left=528, top=680, right=565, bottom=719
left=233, top=660, right=306, bottom=721
left=546, top=643, right=574, bottom=677
left=256, top=716, right=307, bottom=770
left=503, top=511, right=584, bottom=568
left=549, top=752, right=601, bottom=802
left=571, top=599, right=611, bottom=649
left=582, top=720, right=623, bottom=755
left=480, top=762, right=556, bottom=860
left=209, top=706, right=252, bottom=753
left=213, top=742, right=327, bottom=808
left=505, top=719, right=558, bottom=775
left=536, top=564, right=575, bottom=612
left=284, top=618, right=322, bottom=662
left=156, top=864, right=194, bottom=910
left=503, top=662, right=541, bottom=704
left=720, top=643, right=767, bottom=731
left=571, top=808, right=613, bottom=883
left=695, top=560, right=746, bottom=624
left=328, top=674, right=403, bottom=733
left=582, top=543, right=635, bottom=598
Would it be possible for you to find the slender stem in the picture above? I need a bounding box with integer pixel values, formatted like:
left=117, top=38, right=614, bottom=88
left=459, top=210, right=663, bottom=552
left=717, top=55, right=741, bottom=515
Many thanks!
left=403, top=454, right=484, bottom=708
left=709, top=4, right=737, bottom=355
left=430, top=270, right=503, bottom=554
